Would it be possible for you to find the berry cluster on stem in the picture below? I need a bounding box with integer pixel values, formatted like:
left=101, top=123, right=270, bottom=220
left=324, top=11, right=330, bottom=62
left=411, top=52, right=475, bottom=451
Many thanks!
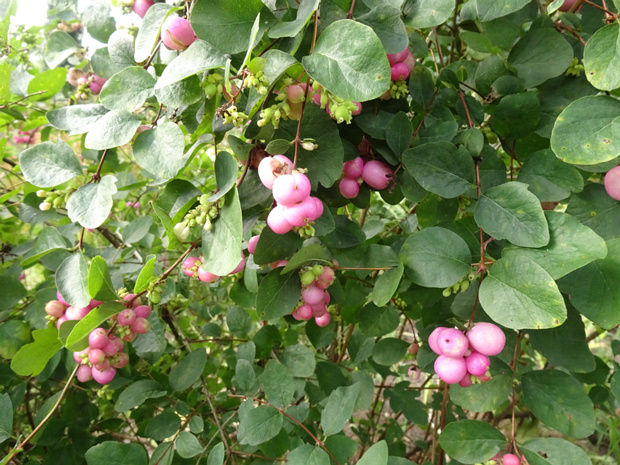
left=292, top=265, right=335, bottom=327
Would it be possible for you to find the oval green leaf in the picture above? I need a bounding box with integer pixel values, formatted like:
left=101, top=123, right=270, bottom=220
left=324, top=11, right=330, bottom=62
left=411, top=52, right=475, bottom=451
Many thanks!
left=439, top=420, right=506, bottom=464
left=19, top=140, right=82, bottom=188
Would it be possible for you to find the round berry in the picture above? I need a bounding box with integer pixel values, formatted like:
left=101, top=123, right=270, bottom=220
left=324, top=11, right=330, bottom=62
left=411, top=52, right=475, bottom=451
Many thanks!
left=502, top=453, right=521, bottom=465
left=258, top=155, right=293, bottom=189
left=248, top=235, right=260, bottom=255
left=296, top=304, right=313, bottom=320
left=434, top=355, right=467, bottom=384
left=133, top=0, right=154, bottom=18
left=391, top=62, right=411, bottom=81
left=361, top=160, right=393, bottom=190
left=284, top=196, right=319, bottom=227
left=134, top=305, right=151, bottom=319
left=315, top=312, right=331, bottom=327
left=272, top=173, right=312, bottom=206
left=130, top=317, right=150, bottom=335
left=604, top=165, right=620, bottom=200
left=466, top=322, right=506, bottom=356
left=437, top=328, right=469, bottom=358
left=387, top=48, right=409, bottom=65
left=117, top=308, right=137, bottom=327
left=267, top=205, right=293, bottom=234
left=301, top=285, right=324, bottom=306
left=428, top=327, right=448, bottom=355
left=77, top=364, right=93, bottom=383
left=343, top=157, right=364, bottom=179
left=458, top=374, right=473, bottom=388
left=311, top=303, right=327, bottom=317
left=56, top=291, right=69, bottom=306
left=91, top=366, right=116, bottom=385
left=45, top=300, right=66, bottom=318
left=339, top=177, right=360, bottom=199
left=102, top=336, right=124, bottom=357
left=66, top=306, right=91, bottom=320
left=229, top=255, right=246, bottom=275
left=198, top=268, right=220, bottom=283
left=465, top=351, right=491, bottom=377
left=161, top=16, right=197, bottom=51
left=88, top=328, right=109, bottom=350
left=88, top=348, right=106, bottom=366
left=110, top=352, right=129, bottom=369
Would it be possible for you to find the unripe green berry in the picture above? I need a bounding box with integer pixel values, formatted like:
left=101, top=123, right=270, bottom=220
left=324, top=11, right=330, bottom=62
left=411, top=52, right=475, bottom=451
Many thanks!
left=442, top=288, right=452, bottom=297
left=300, top=271, right=316, bottom=287
left=312, top=265, right=324, bottom=276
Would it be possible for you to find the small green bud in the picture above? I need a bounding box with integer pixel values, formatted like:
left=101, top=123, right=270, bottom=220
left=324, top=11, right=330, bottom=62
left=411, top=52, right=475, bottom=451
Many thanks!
left=36, top=189, right=47, bottom=198
left=312, top=265, right=324, bottom=276
left=300, top=271, right=316, bottom=287
left=460, top=280, right=470, bottom=292
left=442, top=288, right=452, bottom=297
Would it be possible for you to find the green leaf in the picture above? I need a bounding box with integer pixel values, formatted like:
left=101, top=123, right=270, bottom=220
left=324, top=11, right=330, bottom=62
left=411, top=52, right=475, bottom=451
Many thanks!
left=584, top=22, right=620, bottom=91
left=155, top=40, right=227, bottom=89
left=281, top=243, right=330, bottom=274
left=20, top=227, right=69, bottom=267
left=10, top=325, right=61, bottom=377
left=357, top=5, right=409, bottom=54
left=474, top=182, right=549, bottom=248
left=134, top=255, right=157, bottom=294
left=109, top=31, right=137, bottom=69
left=357, top=441, right=388, bottom=465
left=207, top=151, right=238, bottom=202
left=559, top=238, right=620, bottom=329
left=253, top=227, right=303, bottom=266
left=156, top=179, right=202, bottom=222
left=114, top=380, right=167, bottom=412
left=88, top=256, right=118, bottom=301
left=235, top=359, right=258, bottom=394
left=256, top=269, right=301, bottom=320
left=490, top=93, right=541, bottom=139
left=474, top=0, right=531, bottom=21
left=400, top=227, right=472, bottom=288
left=372, top=338, right=409, bottom=365
left=503, top=211, right=607, bottom=280
left=450, top=374, right=513, bottom=413
left=85, top=442, right=147, bottom=465
left=207, top=443, right=225, bottom=465
left=153, top=204, right=181, bottom=251
left=237, top=405, right=283, bottom=446
left=262, top=360, right=295, bottom=408
left=145, top=411, right=182, bottom=442
left=269, top=0, right=319, bottom=39
left=402, top=142, right=475, bottom=198
left=287, top=444, right=330, bottom=465
left=439, top=420, right=506, bottom=464
left=521, top=369, right=595, bottom=438
left=176, top=431, right=203, bottom=458
left=190, top=0, right=265, bottom=55
left=386, top=112, right=413, bottom=157
left=384, top=383, right=428, bottom=425
left=566, top=183, right=620, bottom=240
left=202, top=187, right=243, bottom=275
left=372, top=263, right=403, bottom=307
left=134, top=3, right=173, bottom=62
left=82, top=0, right=116, bottom=43
left=45, top=31, right=79, bottom=69
left=65, top=302, right=124, bottom=351
left=281, top=344, right=316, bottom=378
left=84, top=110, right=141, bottom=150
left=302, top=20, right=390, bottom=102
left=99, top=66, right=156, bottom=112
left=0, top=320, right=29, bottom=359
left=321, top=383, right=360, bottom=436
left=46, top=104, right=108, bottom=135
left=517, top=149, right=584, bottom=202
left=402, top=0, right=455, bottom=28
left=551, top=95, right=620, bottom=165
left=508, top=27, right=573, bottom=89
left=122, top=216, right=153, bottom=244
left=408, top=65, right=436, bottom=110
left=359, top=304, right=400, bottom=337
left=0, top=392, right=12, bottom=445
left=479, top=255, right=566, bottom=330
left=265, top=139, right=291, bottom=155
left=227, top=306, right=252, bottom=336
left=19, top=140, right=82, bottom=188
left=133, top=121, right=187, bottom=182
left=169, top=349, right=207, bottom=391
left=521, top=437, right=592, bottom=465
left=26, top=67, right=67, bottom=101
left=56, top=252, right=90, bottom=308
left=67, top=175, right=118, bottom=229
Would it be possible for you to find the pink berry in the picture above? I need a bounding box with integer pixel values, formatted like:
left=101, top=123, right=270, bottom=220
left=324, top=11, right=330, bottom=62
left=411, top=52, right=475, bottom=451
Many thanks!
left=402, top=52, right=415, bottom=73
left=74, top=348, right=89, bottom=364
left=296, top=304, right=313, bottom=320
left=466, top=322, right=506, bottom=356
left=301, top=285, right=324, bottom=306
left=134, top=305, right=151, bottom=319
left=311, top=197, right=324, bottom=219
left=476, top=373, right=491, bottom=382
left=229, top=255, right=246, bottom=274
left=102, top=336, right=124, bottom=357
left=311, top=304, right=327, bottom=317
left=604, top=165, right=620, bottom=200
left=343, top=157, right=365, bottom=179
left=183, top=256, right=200, bottom=277
left=123, top=294, right=142, bottom=308
left=110, top=352, right=129, bottom=369
left=133, top=0, right=154, bottom=18
left=387, top=48, right=409, bottom=65
left=434, top=355, right=467, bottom=384
left=267, top=205, right=294, bottom=234
left=559, top=0, right=580, bottom=12
left=45, top=300, right=66, bottom=318
left=284, top=196, right=319, bottom=227
left=77, top=365, right=93, bottom=383
left=136, top=125, right=151, bottom=134
left=95, top=359, right=111, bottom=372
left=270, top=259, right=288, bottom=269
left=91, top=366, right=116, bottom=385
left=351, top=102, right=362, bottom=116
left=272, top=173, right=312, bottom=206
left=88, top=348, right=106, bottom=366
left=117, top=308, right=136, bottom=327
left=88, top=328, right=109, bottom=350
left=89, top=75, right=106, bottom=94
left=465, top=351, right=491, bottom=377
left=130, top=317, right=150, bottom=335
left=198, top=268, right=220, bottom=283
left=339, top=177, right=360, bottom=199
left=89, top=299, right=103, bottom=308
left=502, top=453, right=521, bottom=465
left=123, top=331, right=137, bottom=342
left=56, top=315, right=68, bottom=330
left=391, top=62, right=411, bottom=81
left=428, top=327, right=448, bottom=355
left=437, top=328, right=469, bottom=358
left=286, top=84, right=305, bottom=104
left=361, top=160, right=393, bottom=190
left=258, top=155, right=293, bottom=189
left=459, top=374, right=473, bottom=388
left=161, top=16, right=197, bottom=51
left=56, top=291, right=69, bottom=306
left=315, top=312, right=331, bottom=327
left=248, top=235, right=260, bottom=255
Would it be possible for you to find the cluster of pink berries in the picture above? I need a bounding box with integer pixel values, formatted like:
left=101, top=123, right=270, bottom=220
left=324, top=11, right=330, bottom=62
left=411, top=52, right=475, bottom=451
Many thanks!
left=387, top=46, right=415, bottom=82
left=161, top=15, right=197, bottom=51
left=125, top=201, right=141, bottom=209
left=182, top=254, right=245, bottom=283
left=292, top=265, right=335, bottom=327
left=45, top=292, right=103, bottom=330
left=429, top=322, right=505, bottom=386
left=339, top=157, right=393, bottom=199
left=13, top=130, right=32, bottom=145
left=66, top=69, right=107, bottom=97
left=258, top=155, right=323, bottom=235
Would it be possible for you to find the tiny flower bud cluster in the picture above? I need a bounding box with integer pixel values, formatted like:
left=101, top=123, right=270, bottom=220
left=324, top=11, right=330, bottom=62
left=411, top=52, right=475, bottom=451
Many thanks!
left=429, top=322, right=505, bottom=387
left=311, top=82, right=362, bottom=124
left=222, top=105, right=249, bottom=128
left=258, top=80, right=312, bottom=128
left=66, top=68, right=107, bottom=99
left=173, top=195, right=219, bottom=241
left=246, top=57, right=269, bottom=95
left=339, top=157, right=393, bottom=199
left=292, top=265, right=335, bottom=327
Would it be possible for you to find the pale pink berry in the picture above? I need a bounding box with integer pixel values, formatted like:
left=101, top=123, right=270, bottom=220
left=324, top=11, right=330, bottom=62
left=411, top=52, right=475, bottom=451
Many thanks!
left=292, top=309, right=302, bottom=321
left=258, top=155, right=293, bottom=189
left=89, top=299, right=103, bottom=308
left=318, top=267, right=335, bottom=287
left=284, top=196, right=319, bottom=227
left=91, top=366, right=116, bottom=385
left=428, top=327, right=448, bottom=355
left=434, top=355, right=467, bottom=384
left=248, top=235, right=260, bottom=255
left=123, top=331, right=137, bottom=342
left=466, top=322, right=506, bottom=356
left=102, top=336, right=124, bottom=357
left=95, top=359, right=111, bottom=372
left=183, top=257, right=200, bottom=277
left=315, top=312, right=331, bottom=327
left=339, top=177, right=360, bottom=199
left=362, top=160, right=393, bottom=190
left=56, top=315, right=68, bottom=330
left=301, top=285, right=324, bottom=305
left=272, top=173, right=312, bottom=206
left=387, top=48, right=409, bottom=65
left=74, top=348, right=89, bottom=364
left=604, top=165, right=620, bottom=200
left=559, top=0, right=580, bottom=12
left=476, top=373, right=491, bottom=382
left=88, top=328, right=109, bottom=350
left=391, top=62, right=411, bottom=81
left=123, top=294, right=141, bottom=308
left=88, top=348, right=106, bottom=366
left=286, top=84, right=305, bottom=104
left=130, top=317, right=150, bottom=334
left=110, top=352, right=129, bottom=369
left=45, top=300, right=66, bottom=318
left=117, top=308, right=136, bottom=327
left=458, top=374, right=473, bottom=388
left=437, top=328, right=469, bottom=358
left=270, top=259, right=288, bottom=269
left=161, top=16, right=197, bottom=51
left=502, top=453, right=521, bottom=465
left=65, top=306, right=91, bottom=320
left=311, top=304, right=327, bottom=317
left=323, top=291, right=331, bottom=305
left=296, top=304, right=313, bottom=320
left=89, top=75, right=106, bottom=94
left=136, top=125, right=151, bottom=134
left=134, top=305, right=151, bottom=319
left=56, top=291, right=69, bottom=306
left=133, top=0, right=154, bottom=18
left=343, top=157, right=364, bottom=179
left=311, top=197, right=324, bottom=219
left=465, top=351, right=491, bottom=377
left=267, top=205, right=293, bottom=234
left=351, top=102, right=362, bottom=116
left=402, top=52, right=415, bottom=73
left=77, top=364, right=93, bottom=383
left=198, top=268, right=220, bottom=283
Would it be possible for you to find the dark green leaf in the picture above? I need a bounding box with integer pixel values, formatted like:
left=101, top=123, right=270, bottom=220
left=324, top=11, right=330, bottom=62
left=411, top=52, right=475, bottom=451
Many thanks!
left=518, top=149, right=584, bottom=202
left=207, top=443, right=225, bottom=465
left=321, top=383, right=360, bottom=436
left=256, top=269, right=301, bottom=320
left=99, top=66, right=156, bottom=112
left=10, top=326, right=61, bottom=377
left=490, top=93, right=540, bottom=139
left=281, top=243, right=330, bottom=274
left=269, top=0, right=319, bottom=39
left=175, top=431, right=203, bottom=458
left=281, top=344, right=316, bottom=378
left=207, top=151, right=238, bottom=202
left=372, top=263, right=403, bottom=307
left=85, top=442, right=147, bottom=465
left=169, top=349, right=207, bottom=391
left=358, top=5, right=408, bottom=54
left=253, top=227, right=303, bottom=266
left=20, top=227, right=69, bottom=267
left=287, top=444, right=330, bottom=465
left=583, top=22, right=620, bottom=91
left=235, top=359, right=258, bottom=394
left=133, top=121, right=187, bottom=182
left=566, top=183, right=620, bottom=240
left=67, top=175, right=118, bottom=229
left=82, top=0, right=116, bottom=43
left=357, top=441, right=388, bottom=465
left=449, top=375, right=512, bottom=413
left=56, top=252, right=90, bottom=308
left=156, top=179, right=202, bottom=222
left=372, top=338, right=409, bottom=366
left=0, top=392, right=12, bottom=445
left=19, top=140, right=82, bottom=188
left=408, top=65, right=435, bottom=110
left=237, top=405, right=283, bottom=446
left=88, top=256, right=118, bottom=301
left=521, top=437, right=592, bottom=465
left=359, top=304, right=400, bottom=337
left=115, top=380, right=167, bottom=412
left=439, top=420, right=506, bottom=464
left=263, top=360, right=295, bottom=408
left=386, top=112, right=413, bottom=157
left=475, top=0, right=531, bottom=21
left=145, top=411, right=181, bottom=441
